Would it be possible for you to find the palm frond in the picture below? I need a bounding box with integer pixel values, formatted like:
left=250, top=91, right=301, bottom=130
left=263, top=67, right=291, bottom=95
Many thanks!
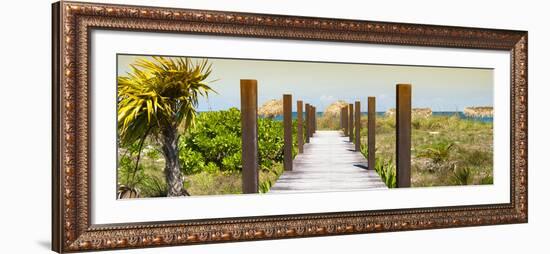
left=117, top=56, right=215, bottom=145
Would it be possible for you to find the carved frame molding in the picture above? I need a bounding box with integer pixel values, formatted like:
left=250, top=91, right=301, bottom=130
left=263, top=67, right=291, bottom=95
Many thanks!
left=52, top=1, right=528, bottom=252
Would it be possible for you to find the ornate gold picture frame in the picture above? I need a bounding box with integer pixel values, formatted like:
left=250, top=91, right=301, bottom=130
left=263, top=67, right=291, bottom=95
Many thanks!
left=52, top=1, right=527, bottom=252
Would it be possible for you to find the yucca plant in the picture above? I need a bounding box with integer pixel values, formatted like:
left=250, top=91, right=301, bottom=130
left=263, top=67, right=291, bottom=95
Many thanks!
left=118, top=56, right=214, bottom=197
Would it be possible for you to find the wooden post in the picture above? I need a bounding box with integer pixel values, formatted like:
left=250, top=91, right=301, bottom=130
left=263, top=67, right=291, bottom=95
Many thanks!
left=355, top=101, right=361, bottom=151
left=309, top=106, right=314, bottom=137
left=340, top=107, right=344, bottom=129
left=368, top=97, right=376, bottom=171
left=240, top=79, right=259, bottom=193
left=313, top=106, right=317, bottom=133
left=396, top=84, right=412, bottom=188
left=297, top=100, right=304, bottom=153
left=305, top=103, right=310, bottom=143
left=312, top=106, right=315, bottom=133
left=306, top=105, right=310, bottom=138
left=283, top=94, right=293, bottom=171
left=342, top=106, right=348, bottom=136
left=348, top=103, right=354, bottom=142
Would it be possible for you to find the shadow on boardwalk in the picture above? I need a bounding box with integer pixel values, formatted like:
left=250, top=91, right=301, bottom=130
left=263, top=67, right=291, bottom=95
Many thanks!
left=269, top=130, right=387, bottom=193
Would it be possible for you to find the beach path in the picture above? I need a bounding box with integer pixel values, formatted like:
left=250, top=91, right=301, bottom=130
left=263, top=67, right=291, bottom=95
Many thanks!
left=269, top=130, right=387, bottom=193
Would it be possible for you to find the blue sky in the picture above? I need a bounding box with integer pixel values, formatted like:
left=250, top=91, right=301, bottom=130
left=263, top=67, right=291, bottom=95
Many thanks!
left=118, top=55, right=493, bottom=112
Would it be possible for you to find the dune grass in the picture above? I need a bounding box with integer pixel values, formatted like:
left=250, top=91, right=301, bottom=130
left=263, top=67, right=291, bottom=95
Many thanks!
left=358, top=115, right=493, bottom=187
left=120, top=155, right=285, bottom=197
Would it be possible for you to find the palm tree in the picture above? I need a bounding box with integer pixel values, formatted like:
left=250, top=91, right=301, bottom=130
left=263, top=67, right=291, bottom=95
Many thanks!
left=117, top=56, right=214, bottom=196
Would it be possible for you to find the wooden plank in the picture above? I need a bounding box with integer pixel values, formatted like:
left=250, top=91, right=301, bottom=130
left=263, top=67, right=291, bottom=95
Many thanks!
left=270, top=131, right=387, bottom=192
left=348, top=103, right=354, bottom=142
left=368, top=97, right=376, bottom=171
left=355, top=101, right=361, bottom=151
left=297, top=100, right=304, bottom=153
left=283, top=94, right=293, bottom=171
left=240, top=79, right=259, bottom=193
left=396, top=84, right=412, bottom=188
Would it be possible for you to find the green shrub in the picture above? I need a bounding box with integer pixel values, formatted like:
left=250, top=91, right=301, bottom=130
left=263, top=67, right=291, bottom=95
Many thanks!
left=416, top=140, right=455, bottom=164
left=183, top=108, right=242, bottom=168
left=179, top=108, right=284, bottom=173
left=258, top=117, right=284, bottom=171
left=178, top=107, right=286, bottom=179
left=374, top=158, right=397, bottom=188
left=204, top=162, right=220, bottom=174
left=178, top=145, right=206, bottom=175
left=222, top=152, right=242, bottom=172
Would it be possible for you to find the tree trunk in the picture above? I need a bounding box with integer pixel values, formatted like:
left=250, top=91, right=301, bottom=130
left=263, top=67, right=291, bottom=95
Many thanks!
left=161, top=126, right=187, bottom=197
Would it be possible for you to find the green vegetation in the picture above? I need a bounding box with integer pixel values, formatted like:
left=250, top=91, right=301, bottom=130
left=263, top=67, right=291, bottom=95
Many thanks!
left=356, top=115, right=493, bottom=187
left=318, top=114, right=341, bottom=130
left=452, top=167, right=473, bottom=185
left=360, top=143, right=396, bottom=188
left=117, top=56, right=214, bottom=197
left=116, top=56, right=493, bottom=196
left=118, top=108, right=300, bottom=198
left=375, top=158, right=397, bottom=188
left=416, top=140, right=455, bottom=164
left=119, top=109, right=493, bottom=196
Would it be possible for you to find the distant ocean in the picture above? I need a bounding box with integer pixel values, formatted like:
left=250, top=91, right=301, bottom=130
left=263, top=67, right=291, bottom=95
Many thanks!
left=268, top=112, right=493, bottom=123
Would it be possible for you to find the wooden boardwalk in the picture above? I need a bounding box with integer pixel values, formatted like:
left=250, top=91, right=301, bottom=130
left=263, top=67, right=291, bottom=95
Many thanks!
left=269, top=130, right=387, bottom=193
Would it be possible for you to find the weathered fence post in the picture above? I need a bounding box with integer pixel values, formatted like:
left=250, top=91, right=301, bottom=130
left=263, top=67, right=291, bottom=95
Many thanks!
left=313, top=106, right=317, bottom=134
left=283, top=94, right=293, bottom=171
left=297, top=100, right=304, bottom=153
left=305, top=103, right=310, bottom=142
left=306, top=105, right=310, bottom=138
left=355, top=101, right=361, bottom=151
left=240, top=79, right=259, bottom=193
left=368, top=97, right=376, bottom=171
left=309, top=106, right=314, bottom=137
left=396, top=84, right=412, bottom=188
left=348, top=103, right=354, bottom=142
left=340, top=107, right=343, bottom=129
left=342, top=106, right=348, bottom=136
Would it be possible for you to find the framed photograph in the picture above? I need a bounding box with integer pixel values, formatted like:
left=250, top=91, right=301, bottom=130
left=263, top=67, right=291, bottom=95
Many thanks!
left=52, top=1, right=528, bottom=252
